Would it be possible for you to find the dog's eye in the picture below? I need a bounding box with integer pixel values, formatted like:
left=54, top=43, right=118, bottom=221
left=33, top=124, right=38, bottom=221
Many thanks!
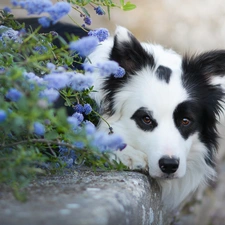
left=181, top=118, right=191, bottom=126
left=142, top=116, right=152, bottom=125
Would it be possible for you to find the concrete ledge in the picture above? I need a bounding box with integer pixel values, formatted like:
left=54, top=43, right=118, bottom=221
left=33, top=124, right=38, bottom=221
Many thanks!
left=0, top=170, right=170, bottom=225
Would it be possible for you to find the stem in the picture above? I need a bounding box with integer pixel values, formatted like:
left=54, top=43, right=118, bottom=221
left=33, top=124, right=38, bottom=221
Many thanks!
left=1, top=139, right=80, bottom=151
left=67, top=14, right=88, bottom=32
left=59, top=91, right=113, bottom=132
left=23, top=26, right=41, bottom=43
left=91, top=109, right=112, bottom=130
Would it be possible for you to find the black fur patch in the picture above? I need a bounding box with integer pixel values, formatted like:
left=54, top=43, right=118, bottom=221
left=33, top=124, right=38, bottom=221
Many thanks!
left=182, top=50, right=225, bottom=166
left=131, top=107, right=158, bottom=132
left=156, top=65, right=172, bottom=83
left=173, top=101, right=200, bottom=140
left=110, top=33, right=155, bottom=74
left=102, top=31, right=155, bottom=115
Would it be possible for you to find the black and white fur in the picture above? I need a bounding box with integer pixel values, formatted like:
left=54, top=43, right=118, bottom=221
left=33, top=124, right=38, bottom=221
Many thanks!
left=85, top=26, right=225, bottom=210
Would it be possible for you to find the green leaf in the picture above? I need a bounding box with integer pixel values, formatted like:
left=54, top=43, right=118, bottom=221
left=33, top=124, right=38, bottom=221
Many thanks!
left=107, top=5, right=111, bottom=20
left=122, top=2, right=136, bottom=11
left=45, top=130, right=59, bottom=140
left=120, top=0, right=125, bottom=6
left=81, top=6, right=90, bottom=17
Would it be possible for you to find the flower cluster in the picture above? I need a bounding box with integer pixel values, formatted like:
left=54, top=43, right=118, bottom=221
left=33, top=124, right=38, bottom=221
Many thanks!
left=58, top=143, right=77, bottom=168
left=24, top=66, right=94, bottom=103
left=80, top=5, right=105, bottom=27
left=96, top=61, right=126, bottom=78
left=83, top=16, right=92, bottom=26
left=69, top=36, right=99, bottom=57
left=5, top=88, right=23, bottom=102
left=94, top=6, right=105, bottom=15
left=0, top=110, right=7, bottom=122
left=83, top=60, right=125, bottom=78
left=59, top=122, right=125, bottom=168
left=67, top=112, right=84, bottom=131
left=0, top=0, right=137, bottom=196
left=91, top=131, right=125, bottom=152
left=88, top=28, right=110, bottom=42
left=10, top=0, right=71, bottom=27
left=74, top=103, right=92, bottom=115
left=33, top=122, right=46, bottom=136
left=0, top=25, right=22, bottom=44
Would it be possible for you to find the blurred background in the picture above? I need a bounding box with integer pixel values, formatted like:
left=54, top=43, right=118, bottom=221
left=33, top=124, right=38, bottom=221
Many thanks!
left=2, top=0, right=225, bottom=53
left=1, top=0, right=225, bottom=224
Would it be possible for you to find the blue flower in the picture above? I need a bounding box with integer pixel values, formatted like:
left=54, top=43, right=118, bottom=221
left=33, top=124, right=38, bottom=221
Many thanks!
left=5, top=88, right=23, bottom=102
left=67, top=113, right=84, bottom=131
left=0, top=25, right=22, bottom=43
left=3, top=7, right=11, bottom=13
left=0, top=67, right=5, bottom=74
left=46, top=2, right=71, bottom=24
left=92, top=132, right=124, bottom=152
left=88, top=28, right=109, bottom=42
left=59, top=142, right=68, bottom=154
left=33, top=122, right=45, bottom=136
left=47, top=62, right=56, bottom=71
left=97, top=61, right=120, bottom=77
left=38, top=17, right=51, bottom=28
left=33, top=45, right=47, bottom=54
left=58, top=142, right=77, bottom=168
left=0, top=110, right=7, bottom=122
left=63, top=157, right=73, bottom=168
left=114, top=66, right=125, bottom=78
left=118, top=143, right=127, bottom=151
left=84, top=121, right=96, bottom=135
left=72, top=112, right=84, bottom=124
left=94, top=6, right=105, bottom=15
left=73, top=141, right=85, bottom=149
left=73, top=104, right=84, bottom=113
left=40, top=88, right=60, bottom=103
left=69, top=36, right=99, bottom=57
left=82, top=63, right=95, bottom=73
left=67, top=116, right=79, bottom=129
left=19, top=28, right=26, bottom=36
left=16, top=0, right=53, bottom=15
left=11, top=0, right=20, bottom=6
left=24, top=72, right=44, bottom=85
left=83, top=16, right=91, bottom=25
left=44, top=73, right=70, bottom=90
left=69, top=73, right=93, bottom=91
left=11, top=1, right=70, bottom=26
left=83, top=103, right=92, bottom=115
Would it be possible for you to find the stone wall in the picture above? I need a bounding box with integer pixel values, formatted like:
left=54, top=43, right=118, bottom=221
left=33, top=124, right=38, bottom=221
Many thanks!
left=0, top=170, right=172, bottom=225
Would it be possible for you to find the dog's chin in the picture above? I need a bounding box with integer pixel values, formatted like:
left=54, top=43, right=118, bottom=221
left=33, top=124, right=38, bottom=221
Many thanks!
left=151, top=174, right=180, bottom=180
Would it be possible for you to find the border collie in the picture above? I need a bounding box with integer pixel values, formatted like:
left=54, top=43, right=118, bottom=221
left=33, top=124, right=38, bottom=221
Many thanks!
left=19, top=18, right=225, bottom=211
left=85, top=26, right=225, bottom=210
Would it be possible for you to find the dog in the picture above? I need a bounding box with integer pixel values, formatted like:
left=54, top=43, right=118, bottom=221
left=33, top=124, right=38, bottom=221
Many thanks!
left=85, top=26, right=225, bottom=210
left=18, top=18, right=225, bottom=211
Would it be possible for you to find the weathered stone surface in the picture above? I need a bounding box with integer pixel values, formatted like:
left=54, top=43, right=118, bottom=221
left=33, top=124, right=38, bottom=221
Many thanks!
left=0, top=170, right=169, bottom=225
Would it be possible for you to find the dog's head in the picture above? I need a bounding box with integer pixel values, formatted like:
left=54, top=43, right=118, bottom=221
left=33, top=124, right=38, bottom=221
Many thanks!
left=100, top=27, right=225, bottom=179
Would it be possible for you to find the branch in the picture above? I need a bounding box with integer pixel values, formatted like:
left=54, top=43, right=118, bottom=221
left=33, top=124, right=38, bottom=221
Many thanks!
left=0, top=138, right=80, bottom=151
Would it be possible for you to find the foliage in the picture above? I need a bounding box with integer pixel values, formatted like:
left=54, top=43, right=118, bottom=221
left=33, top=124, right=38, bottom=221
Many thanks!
left=0, top=0, right=135, bottom=199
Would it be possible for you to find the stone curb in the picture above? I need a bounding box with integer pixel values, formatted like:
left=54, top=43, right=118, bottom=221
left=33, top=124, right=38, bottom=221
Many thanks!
left=0, top=170, right=170, bottom=225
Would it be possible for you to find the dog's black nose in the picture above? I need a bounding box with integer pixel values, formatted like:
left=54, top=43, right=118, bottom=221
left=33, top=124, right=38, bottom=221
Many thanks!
left=158, top=156, right=179, bottom=174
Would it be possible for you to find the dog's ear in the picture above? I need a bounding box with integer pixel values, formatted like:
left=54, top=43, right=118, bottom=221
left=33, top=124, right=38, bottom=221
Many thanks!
left=183, top=50, right=225, bottom=77
left=183, top=50, right=225, bottom=92
left=110, top=26, right=154, bottom=73
left=182, top=50, right=225, bottom=118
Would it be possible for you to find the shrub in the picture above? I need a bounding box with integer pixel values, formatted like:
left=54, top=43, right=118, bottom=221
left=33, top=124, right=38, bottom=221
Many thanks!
left=0, top=0, right=135, bottom=200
